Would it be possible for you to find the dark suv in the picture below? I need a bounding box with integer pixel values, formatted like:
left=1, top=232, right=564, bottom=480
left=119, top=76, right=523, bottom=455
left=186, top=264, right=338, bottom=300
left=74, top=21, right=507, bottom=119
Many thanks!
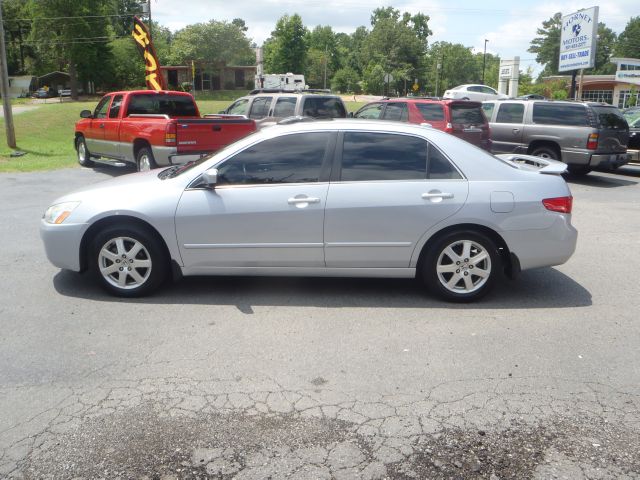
left=353, top=98, right=491, bottom=151
left=482, top=100, right=629, bottom=174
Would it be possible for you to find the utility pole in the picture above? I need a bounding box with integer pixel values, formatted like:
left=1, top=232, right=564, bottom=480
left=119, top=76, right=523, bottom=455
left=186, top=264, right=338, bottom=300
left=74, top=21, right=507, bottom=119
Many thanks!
left=323, top=44, right=328, bottom=90
left=147, top=0, right=152, bottom=39
left=0, top=0, right=16, bottom=149
left=482, top=39, right=488, bottom=85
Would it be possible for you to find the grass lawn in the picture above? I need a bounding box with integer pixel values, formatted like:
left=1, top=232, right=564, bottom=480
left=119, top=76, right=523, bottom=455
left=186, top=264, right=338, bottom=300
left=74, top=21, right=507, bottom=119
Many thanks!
left=0, top=98, right=367, bottom=173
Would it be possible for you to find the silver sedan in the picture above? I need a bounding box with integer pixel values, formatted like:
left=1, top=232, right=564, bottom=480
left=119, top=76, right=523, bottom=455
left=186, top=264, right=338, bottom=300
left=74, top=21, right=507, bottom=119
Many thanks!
left=40, top=120, right=577, bottom=302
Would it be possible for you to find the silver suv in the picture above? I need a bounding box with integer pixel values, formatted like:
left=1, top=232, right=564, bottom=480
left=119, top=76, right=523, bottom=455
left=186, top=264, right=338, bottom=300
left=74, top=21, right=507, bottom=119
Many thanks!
left=482, top=100, right=629, bottom=174
left=222, top=91, right=348, bottom=128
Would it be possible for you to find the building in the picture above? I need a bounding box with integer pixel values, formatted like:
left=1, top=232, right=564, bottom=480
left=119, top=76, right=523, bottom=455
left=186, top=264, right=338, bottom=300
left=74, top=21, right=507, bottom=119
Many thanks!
left=160, top=62, right=256, bottom=91
left=543, top=57, right=640, bottom=108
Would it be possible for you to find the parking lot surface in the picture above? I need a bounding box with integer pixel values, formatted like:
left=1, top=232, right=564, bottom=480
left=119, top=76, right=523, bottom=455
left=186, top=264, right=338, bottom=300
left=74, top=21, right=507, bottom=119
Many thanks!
left=1, top=165, right=639, bottom=479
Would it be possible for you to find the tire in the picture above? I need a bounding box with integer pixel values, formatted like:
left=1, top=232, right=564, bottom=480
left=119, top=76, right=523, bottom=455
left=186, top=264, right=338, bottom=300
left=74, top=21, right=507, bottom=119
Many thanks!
left=531, top=145, right=560, bottom=161
left=136, top=147, right=157, bottom=172
left=461, top=97, right=470, bottom=100
left=422, top=230, right=500, bottom=302
left=76, top=136, right=94, bottom=167
left=567, top=165, right=592, bottom=176
left=91, top=224, right=167, bottom=297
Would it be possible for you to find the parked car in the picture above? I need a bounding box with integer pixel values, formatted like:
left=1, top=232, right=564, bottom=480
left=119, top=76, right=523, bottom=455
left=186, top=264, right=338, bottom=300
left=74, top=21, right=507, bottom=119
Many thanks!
left=32, top=88, right=57, bottom=99
left=220, top=91, right=348, bottom=128
left=75, top=90, right=257, bottom=171
left=482, top=99, right=629, bottom=175
left=622, top=107, right=640, bottom=149
left=353, top=98, right=491, bottom=151
left=443, top=84, right=508, bottom=102
left=41, top=119, right=577, bottom=302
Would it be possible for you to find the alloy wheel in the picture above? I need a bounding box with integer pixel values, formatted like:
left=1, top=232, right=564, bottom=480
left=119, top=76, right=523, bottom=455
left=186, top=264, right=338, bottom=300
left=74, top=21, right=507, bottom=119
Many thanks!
left=98, top=236, right=152, bottom=290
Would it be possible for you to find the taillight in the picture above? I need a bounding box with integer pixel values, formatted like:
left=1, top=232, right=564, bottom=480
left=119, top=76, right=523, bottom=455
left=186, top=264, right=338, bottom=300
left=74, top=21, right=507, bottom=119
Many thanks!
left=445, top=122, right=454, bottom=133
left=165, top=122, right=177, bottom=145
left=586, top=133, right=598, bottom=150
left=543, top=196, right=573, bottom=214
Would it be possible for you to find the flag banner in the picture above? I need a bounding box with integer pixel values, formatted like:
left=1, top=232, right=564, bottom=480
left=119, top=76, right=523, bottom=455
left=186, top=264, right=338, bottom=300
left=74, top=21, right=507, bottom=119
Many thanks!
left=132, top=16, right=166, bottom=90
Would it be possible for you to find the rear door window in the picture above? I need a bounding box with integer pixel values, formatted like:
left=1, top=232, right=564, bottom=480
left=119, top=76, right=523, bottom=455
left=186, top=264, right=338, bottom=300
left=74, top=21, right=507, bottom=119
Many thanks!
left=451, top=104, right=485, bottom=125
left=532, top=103, right=588, bottom=126
left=355, top=103, right=384, bottom=119
left=416, top=104, right=445, bottom=121
left=272, top=97, right=297, bottom=117
left=302, top=97, right=347, bottom=118
left=382, top=102, right=408, bottom=121
left=248, top=97, right=272, bottom=119
left=496, top=103, right=524, bottom=123
left=108, top=95, right=123, bottom=118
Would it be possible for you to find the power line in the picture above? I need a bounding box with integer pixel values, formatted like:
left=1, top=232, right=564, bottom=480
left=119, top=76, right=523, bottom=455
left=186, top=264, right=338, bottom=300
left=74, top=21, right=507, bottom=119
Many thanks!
left=3, top=13, right=139, bottom=23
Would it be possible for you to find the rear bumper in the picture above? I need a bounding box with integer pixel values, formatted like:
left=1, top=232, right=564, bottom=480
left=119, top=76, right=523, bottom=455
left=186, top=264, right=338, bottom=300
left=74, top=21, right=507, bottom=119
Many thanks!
left=502, top=215, right=577, bottom=271
left=562, top=149, right=629, bottom=168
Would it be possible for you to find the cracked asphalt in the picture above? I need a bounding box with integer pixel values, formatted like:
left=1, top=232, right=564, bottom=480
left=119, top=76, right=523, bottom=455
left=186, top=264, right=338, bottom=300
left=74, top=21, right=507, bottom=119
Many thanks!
left=1, top=165, right=639, bottom=479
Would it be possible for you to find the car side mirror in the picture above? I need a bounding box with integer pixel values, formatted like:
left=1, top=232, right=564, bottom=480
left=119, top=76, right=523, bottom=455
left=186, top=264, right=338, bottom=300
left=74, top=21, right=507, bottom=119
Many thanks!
left=201, top=168, right=218, bottom=188
left=80, top=110, right=92, bottom=119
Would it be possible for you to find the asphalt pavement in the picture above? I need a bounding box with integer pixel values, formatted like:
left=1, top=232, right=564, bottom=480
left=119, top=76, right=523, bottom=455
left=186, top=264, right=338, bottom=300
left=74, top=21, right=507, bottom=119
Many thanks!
left=0, top=164, right=639, bottom=479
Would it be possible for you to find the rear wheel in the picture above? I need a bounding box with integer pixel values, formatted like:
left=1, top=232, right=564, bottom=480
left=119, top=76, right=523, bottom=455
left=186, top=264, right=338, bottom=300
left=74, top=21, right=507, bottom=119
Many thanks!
left=423, top=230, right=500, bottom=302
left=136, top=147, right=157, bottom=172
left=91, top=224, right=167, bottom=297
left=531, top=145, right=560, bottom=161
left=76, top=136, right=94, bottom=167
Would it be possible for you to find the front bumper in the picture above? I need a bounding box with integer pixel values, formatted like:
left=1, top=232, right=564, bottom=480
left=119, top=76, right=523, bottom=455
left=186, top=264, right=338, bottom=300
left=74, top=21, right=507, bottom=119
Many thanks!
left=40, top=220, right=87, bottom=271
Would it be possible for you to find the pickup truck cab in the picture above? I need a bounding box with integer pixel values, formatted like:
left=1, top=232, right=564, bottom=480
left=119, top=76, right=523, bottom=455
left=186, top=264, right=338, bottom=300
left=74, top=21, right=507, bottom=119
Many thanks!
left=75, top=90, right=257, bottom=171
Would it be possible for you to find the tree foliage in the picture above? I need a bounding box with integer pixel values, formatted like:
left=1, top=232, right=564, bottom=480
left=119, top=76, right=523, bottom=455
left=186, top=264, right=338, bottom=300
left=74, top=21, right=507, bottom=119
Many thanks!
left=615, top=17, right=640, bottom=59
left=528, top=13, right=562, bottom=78
left=263, top=14, right=307, bottom=74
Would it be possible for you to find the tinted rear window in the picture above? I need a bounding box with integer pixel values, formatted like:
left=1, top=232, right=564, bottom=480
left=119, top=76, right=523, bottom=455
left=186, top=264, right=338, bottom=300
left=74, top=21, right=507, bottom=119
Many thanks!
left=532, top=103, right=588, bottom=126
left=302, top=97, right=347, bottom=118
left=451, top=104, right=485, bottom=124
left=416, top=104, right=445, bottom=121
left=592, top=107, right=628, bottom=129
left=127, top=94, right=197, bottom=116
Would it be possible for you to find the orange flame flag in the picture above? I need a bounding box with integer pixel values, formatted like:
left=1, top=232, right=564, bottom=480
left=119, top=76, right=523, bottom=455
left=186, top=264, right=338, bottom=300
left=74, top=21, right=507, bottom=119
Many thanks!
left=132, top=16, right=166, bottom=91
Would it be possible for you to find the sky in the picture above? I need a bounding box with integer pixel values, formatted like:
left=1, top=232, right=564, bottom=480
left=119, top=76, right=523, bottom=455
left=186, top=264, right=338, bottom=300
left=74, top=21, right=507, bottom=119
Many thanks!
left=152, top=0, right=637, bottom=74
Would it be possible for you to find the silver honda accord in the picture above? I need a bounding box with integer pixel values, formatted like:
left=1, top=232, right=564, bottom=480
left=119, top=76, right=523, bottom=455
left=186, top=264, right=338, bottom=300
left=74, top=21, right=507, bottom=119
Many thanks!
left=41, top=120, right=577, bottom=302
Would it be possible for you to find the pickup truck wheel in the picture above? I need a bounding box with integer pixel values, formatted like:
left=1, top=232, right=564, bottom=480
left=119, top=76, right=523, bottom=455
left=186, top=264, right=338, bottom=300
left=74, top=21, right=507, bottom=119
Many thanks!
left=91, top=224, right=167, bottom=297
left=76, top=136, right=94, bottom=167
left=136, top=147, right=156, bottom=172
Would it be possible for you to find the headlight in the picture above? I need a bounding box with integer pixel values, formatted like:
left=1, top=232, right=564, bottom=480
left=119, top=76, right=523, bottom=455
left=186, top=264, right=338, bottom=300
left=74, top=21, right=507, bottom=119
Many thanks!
left=43, top=201, right=80, bottom=224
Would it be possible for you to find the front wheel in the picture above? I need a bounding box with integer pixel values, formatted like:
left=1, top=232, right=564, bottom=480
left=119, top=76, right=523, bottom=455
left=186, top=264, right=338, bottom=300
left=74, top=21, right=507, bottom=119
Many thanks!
left=91, top=224, right=167, bottom=297
left=136, top=147, right=157, bottom=172
left=76, top=136, right=94, bottom=167
left=423, top=230, right=500, bottom=302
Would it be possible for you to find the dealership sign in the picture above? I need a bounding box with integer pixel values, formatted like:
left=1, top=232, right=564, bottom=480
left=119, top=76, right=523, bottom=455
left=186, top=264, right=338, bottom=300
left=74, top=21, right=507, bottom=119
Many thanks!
left=614, top=58, right=640, bottom=86
left=558, top=6, right=599, bottom=72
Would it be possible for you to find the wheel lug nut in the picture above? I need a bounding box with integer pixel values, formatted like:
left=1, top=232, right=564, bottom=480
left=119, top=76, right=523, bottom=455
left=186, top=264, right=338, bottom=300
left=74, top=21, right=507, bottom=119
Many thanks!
left=464, top=271, right=469, bottom=276
left=464, top=258, right=469, bottom=262
left=119, top=267, right=123, bottom=271
left=116, top=259, right=120, bottom=263
left=456, top=269, right=460, bottom=273
left=456, top=261, right=460, bottom=265
left=470, top=265, right=474, bottom=269
left=127, top=267, right=131, bottom=271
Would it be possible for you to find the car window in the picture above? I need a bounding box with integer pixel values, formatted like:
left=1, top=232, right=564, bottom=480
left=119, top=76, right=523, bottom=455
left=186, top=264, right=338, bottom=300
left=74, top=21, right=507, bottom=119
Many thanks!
left=226, top=98, right=249, bottom=115
left=216, top=132, right=330, bottom=185
left=340, top=132, right=427, bottom=181
left=302, top=97, right=346, bottom=118
left=272, top=97, right=297, bottom=117
left=468, top=86, right=483, bottom=93
left=416, top=104, right=445, bottom=121
left=126, top=94, right=198, bottom=116
left=482, top=86, right=497, bottom=95
left=592, top=106, right=628, bottom=130
left=496, top=103, right=524, bottom=123
left=532, top=103, right=588, bottom=126
left=355, top=103, right=383, bottom=119
left=382, top=102, right=408, bottom=121
left=428, top=144, right=463, bottom=179
left=451, top=104, right=485, bottom=124
left=94, top=96, right=111, bottom=119
left=482, top=103, right=496, bottom=119
left=248, top=97, right=272, bottom=119
left=108, top=95, right=123, bottom=119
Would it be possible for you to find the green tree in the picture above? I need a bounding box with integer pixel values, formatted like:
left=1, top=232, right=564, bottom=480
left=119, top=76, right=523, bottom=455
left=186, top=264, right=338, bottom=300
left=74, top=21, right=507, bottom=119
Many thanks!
left=263, top=14, right=307, bottom=74
left=24, top=0, right=115, bottom=98
left=169, top=20, right=254, bottom=66
left=591, top=23, right=617, bottom=74
left=331, top=66, right=361, bottom=93
left=615, top=17, right=640, bottom=58
left=528, top=12, right=562, bottom=78
left=305, top=26, right=339, bottom=88
left=425, top=42, right=478, bottom=95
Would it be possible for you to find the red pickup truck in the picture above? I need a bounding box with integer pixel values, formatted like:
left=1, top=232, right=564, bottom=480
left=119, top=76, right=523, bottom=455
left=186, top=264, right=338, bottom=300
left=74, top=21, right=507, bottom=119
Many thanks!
left=75, top=90, right=257, bottom=171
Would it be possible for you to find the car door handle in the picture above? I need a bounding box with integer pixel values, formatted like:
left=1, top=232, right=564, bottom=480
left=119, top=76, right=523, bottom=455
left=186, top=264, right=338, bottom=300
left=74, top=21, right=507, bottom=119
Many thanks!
left=422, top=192, right=454, bottom=199
left=512, top=128, right=520, bottom=133
left=288, top=196, right=320, bottom=205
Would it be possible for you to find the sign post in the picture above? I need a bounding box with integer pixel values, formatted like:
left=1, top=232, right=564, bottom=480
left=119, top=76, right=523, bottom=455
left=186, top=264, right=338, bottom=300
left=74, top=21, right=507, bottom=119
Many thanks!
left=558, top=6, right=599, bottom=101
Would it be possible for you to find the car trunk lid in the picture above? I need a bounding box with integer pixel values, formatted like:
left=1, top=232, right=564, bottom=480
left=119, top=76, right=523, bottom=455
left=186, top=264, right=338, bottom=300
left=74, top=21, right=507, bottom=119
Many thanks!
left=590, top=106, right=629, bottom=153
left=447, top=101, right=490, bottom=147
